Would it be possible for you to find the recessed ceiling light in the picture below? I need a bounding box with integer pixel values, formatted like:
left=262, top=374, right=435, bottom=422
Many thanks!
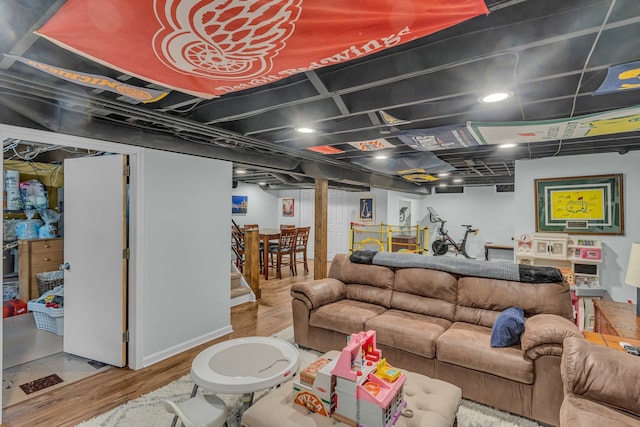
left=437, top=172, right=450, bottom=177
left=296, top=127, right=315, bottom=134
left=258, top=182, right=266, bottom=186
left=499, top=143, right=517, bottom=148
left=375, top=155, right=388, bottom=160
left=439, top=183, right=447, bottom=187
left=236, top=169, right=246, bottom=174
left=479, top=91, right=512, bottom=103
left=453, top=178, right=463, bottom=183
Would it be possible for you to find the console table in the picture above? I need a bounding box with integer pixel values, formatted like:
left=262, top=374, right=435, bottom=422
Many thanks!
left=484, top=243, right=513, bottom=260
left=583, top=331, right=640, bottom=351
left=593, top=300, right=640, bottom=340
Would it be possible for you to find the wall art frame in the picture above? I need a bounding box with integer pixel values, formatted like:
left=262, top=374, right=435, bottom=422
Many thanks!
left=282, top=198, right=294, bottom=217
left=231, top=195, right=248, bottom=214
left=534, top=174, right=623, bottom=235
left=358, top=196, right=375, bottom=223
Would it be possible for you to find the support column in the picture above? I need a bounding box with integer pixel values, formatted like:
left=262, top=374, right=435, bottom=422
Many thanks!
left=244, top=229, right=260, bottom=299
left=314, top=179, right=328, bottom=279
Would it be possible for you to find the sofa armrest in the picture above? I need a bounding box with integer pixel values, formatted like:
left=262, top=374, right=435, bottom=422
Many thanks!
left=290, top=278, right=346, bottom=310
left=562, top=336, right=640, bottom=416
left=521, top=314, right=582, bottom=359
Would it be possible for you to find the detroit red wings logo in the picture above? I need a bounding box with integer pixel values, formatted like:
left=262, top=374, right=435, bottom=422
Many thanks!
left=153, top=0, right=302, bottom=80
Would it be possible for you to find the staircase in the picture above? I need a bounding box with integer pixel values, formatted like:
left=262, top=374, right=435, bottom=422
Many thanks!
left=230, top=264, right=255, bottom=307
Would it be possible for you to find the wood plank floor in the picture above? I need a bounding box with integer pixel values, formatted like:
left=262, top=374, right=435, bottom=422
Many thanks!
left=1, top=263, right=317, bottom=427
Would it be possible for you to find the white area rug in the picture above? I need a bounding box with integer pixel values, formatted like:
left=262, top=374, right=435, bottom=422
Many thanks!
left=76, top=327, right=542, bottom=427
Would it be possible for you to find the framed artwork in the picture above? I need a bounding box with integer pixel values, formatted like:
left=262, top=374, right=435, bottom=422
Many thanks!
left=282, top=198, right=294, bottom=217
left=534, top=174, right=623, bottom=234
left=359, top=196, right=375, bottom=223
left=399, top=200, right=411, bottom=227
left=231, top=195, right=248, bottom=214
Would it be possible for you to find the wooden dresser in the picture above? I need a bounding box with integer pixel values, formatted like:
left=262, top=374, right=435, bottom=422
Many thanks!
left=593, top=299, right=640, bottom=340
left=18, top=237, right=64, bottom=302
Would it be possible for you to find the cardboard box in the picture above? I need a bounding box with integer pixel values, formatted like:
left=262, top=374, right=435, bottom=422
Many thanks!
left=293, top=356, right=338, bottom=417
left=300, top=357, right=330, bottom=385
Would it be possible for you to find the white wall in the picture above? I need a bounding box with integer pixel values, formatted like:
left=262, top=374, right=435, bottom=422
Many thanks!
left=141, top=149, right=233, bottom=365
left=515, top=151, right=640, bottom=303
left=232, top=183, right=278, bottom=228
left=419, top=186, right=516, bottom=260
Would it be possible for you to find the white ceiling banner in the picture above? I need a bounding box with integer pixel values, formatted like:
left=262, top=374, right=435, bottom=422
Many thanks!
left=468, top=105, right=640, bottom=145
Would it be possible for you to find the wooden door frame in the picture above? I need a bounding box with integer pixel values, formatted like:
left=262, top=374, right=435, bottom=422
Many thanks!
left=0, top=124, right=145, bottom=422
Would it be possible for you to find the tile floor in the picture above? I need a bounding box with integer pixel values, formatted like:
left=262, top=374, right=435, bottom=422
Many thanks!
left=2, top=313, right=110, bottom=407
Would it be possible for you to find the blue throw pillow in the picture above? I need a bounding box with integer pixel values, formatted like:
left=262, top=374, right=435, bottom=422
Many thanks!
left=490, top=307, right=525, bottom=348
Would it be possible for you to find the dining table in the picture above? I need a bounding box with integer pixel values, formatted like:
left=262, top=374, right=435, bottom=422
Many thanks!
left=258, top=228, right=281, bottom=280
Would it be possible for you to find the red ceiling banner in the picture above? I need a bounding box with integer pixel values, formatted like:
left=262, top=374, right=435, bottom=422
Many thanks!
left=36, top=0, right=488, bottom=98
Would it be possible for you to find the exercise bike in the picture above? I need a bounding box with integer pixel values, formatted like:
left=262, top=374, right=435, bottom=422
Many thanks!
left=427, top=207, right=479, bottom=258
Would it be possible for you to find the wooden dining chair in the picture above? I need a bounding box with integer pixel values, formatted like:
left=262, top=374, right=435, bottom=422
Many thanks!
left=292, top=226, right=310, bottom=275
left=243, top=224, right=259, bottom=230
left=268, top=227, right=297, bottom=279
left=280, top=224, right=295, bottom=229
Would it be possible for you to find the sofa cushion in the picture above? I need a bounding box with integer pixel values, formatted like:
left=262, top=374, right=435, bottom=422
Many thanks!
left=329, top=253, right=394, bottom=289
left=490, top=307, right=525, bottom=348
left=437, top=322, right=534, bottom=384
left=391, top=268, right=457, bottom=321
left=309, top=299, right=387, bottom=335
left=560, top=395, right=640, bottom=427
left=456, top=276, right=572, bottom=327
left=562, top=337, right=640, bottom=416
left=366, top=309, right=452, bottom=359
left=345, top=284, right=393, bottom=308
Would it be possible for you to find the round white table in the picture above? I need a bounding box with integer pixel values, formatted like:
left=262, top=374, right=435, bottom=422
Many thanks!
left=190, top=336, right=300, bottom=394
left=172, top=337, right=299, bottom=427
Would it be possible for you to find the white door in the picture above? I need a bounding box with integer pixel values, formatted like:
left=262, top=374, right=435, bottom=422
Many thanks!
left=327, top=190, right=349, bottom=260
left=62, top=154, right=127, bottom=367
left=300, top=189, right=315, bottom=259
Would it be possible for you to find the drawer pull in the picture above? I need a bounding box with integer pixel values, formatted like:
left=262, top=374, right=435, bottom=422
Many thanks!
left=44, top=244, right=50, bottom=248
left=43, top=257, right=50, bottom=261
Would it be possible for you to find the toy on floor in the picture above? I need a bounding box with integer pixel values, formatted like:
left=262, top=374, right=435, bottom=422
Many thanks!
left=293, top=330, right=407, bottom=427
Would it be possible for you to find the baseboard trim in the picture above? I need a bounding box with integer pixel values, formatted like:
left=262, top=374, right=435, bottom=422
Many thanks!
left=141, top=324, right=233, bottom=367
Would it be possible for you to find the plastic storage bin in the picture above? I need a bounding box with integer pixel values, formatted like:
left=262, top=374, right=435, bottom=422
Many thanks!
left=27, top=301, right=64, bottom=335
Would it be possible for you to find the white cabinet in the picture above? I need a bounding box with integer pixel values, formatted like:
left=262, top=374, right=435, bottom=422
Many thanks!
left=531, top=233, right=568, bottom=259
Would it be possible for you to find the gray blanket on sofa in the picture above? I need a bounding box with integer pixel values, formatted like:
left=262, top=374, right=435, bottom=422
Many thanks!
left=349, top=251, right=563, bottom=283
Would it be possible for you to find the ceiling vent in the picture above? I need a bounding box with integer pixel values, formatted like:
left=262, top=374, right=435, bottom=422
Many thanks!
left=495, top=185, right=515, bottom=193
left=434, top=186, right=464, bottom=194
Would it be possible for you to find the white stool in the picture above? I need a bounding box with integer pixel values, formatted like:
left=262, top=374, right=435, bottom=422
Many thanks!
left=164, top=393, right=227, bottom=427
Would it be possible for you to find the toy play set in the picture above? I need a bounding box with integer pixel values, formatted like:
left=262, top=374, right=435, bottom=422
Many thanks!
left=293, top=330, right=407, bottom=427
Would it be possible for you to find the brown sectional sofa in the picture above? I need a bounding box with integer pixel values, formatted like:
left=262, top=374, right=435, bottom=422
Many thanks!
left=291, top=253, right=583, bottom=426
left=560, top=337, right=640, bottom=426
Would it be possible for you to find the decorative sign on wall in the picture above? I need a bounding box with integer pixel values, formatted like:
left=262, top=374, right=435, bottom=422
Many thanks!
left=535, top=174, right=623, bottom=235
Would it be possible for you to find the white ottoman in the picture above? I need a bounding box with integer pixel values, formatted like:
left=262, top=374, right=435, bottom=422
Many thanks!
left=242, top=370, right=461, bottom=427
